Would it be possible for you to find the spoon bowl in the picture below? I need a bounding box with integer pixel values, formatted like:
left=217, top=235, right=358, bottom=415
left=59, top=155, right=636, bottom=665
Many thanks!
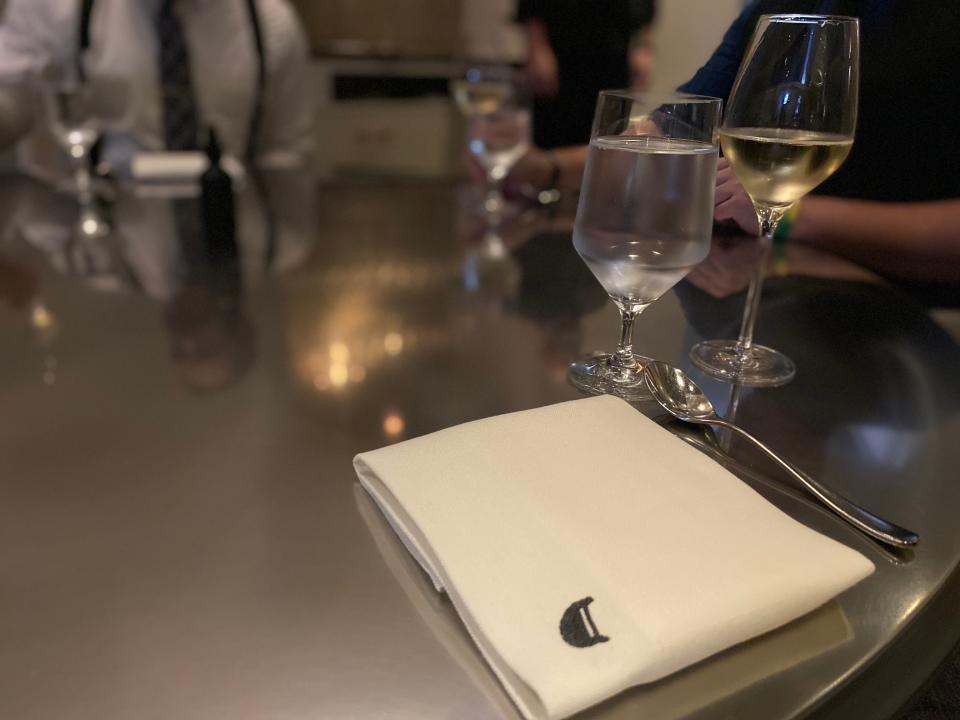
left=645, top=362, right=718, bottom=422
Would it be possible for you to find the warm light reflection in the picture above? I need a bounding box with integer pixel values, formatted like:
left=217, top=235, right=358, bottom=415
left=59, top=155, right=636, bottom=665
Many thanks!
left=377, top=264, right=394, bottom=283
left=329, top=341, right=350, bottom=363
left=291, top=279, right=454, bottom=398
left=316, top=260, right=460, bottom=291
left=30, top=303, right=56, bottom=331
left=383, top=412, right=405, bottom=437
left=329, top=363, right=349, bottom=387
left=384, top=332, right=404, bottom=356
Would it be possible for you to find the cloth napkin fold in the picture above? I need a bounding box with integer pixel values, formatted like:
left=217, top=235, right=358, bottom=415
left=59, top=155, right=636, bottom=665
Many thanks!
left=130, top=151, right=245, bottom=189
left=354, top=395, right=874, bottom=720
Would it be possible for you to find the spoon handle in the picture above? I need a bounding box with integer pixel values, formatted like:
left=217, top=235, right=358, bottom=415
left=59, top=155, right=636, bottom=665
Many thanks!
left=713, top=420, right=919, bottom=547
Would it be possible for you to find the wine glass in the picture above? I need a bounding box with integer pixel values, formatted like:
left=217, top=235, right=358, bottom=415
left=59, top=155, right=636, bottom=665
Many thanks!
left=43, top=81, right=102, bottom=191
left=42, top=76, right=112, bottom=239
left=568, top=91, right=722, bottom=402
left=451, top=65, right=513, bottom=117
left=690, top=14, right=859, bottom=386
left=452, top=66, right=530, bottom=226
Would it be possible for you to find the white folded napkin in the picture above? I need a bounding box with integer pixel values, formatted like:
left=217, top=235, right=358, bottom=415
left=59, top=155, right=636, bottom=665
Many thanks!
left=354, top=395, right=874, bottom=720
left=130, top=151, right=245, bottom=190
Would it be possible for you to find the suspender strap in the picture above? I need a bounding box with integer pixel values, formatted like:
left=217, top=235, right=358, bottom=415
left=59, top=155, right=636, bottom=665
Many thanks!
left=77, top=0, right=95, bottom=81
left=244, top=0, right=266, bottom=160
left=243, top=0, right=276, bottom=266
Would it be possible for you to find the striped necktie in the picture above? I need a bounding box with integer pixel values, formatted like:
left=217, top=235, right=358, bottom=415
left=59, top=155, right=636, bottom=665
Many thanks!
left=157, top=0, right=206, bottom=283
left=157, top=0, right=200, bottom=151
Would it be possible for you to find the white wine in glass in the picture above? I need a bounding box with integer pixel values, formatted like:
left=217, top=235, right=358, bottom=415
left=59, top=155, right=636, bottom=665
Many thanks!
left=451, top=79, right=510, bottom=116
left=690, top=14, right=860, bottom=386
left=718, top=128, right=853, bottom=208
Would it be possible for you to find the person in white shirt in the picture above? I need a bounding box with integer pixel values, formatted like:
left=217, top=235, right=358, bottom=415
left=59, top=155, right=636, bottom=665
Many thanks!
left=0, top=0, right=315, bottom=181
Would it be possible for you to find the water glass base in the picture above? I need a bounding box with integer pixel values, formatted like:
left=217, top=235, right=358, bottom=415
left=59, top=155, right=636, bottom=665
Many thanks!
left=689, top=340, right=796, bottom=387
left=568, top=352, right=654, bottom=402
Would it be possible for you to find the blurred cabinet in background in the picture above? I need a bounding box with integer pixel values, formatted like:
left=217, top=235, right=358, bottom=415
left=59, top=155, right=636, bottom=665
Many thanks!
left=289, top=0, right=521, bottom=61
left=310, top=59, right=464, bottom=180
left=290, top=0, right=522, bottom=180
left=291, top=0, right=462, bottom=58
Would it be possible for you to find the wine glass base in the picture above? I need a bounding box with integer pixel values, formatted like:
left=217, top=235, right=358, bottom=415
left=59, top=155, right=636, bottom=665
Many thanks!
left=568, top=352, right=654, bottom=402
left=689, top=340, right=796, bottom=387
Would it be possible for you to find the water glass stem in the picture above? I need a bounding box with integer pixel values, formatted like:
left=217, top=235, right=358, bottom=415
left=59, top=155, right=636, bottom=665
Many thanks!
left=612, top=307, right=640, bottom=370
left=484, top=183, right=504, bottom=229
left=736, top=207, right=784, bottom=354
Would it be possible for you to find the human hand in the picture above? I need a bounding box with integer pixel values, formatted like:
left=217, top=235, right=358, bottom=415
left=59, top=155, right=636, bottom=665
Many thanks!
left=714, top=158, right=759, bottom=235
left=503, top=148, right=557, bottom=199
left=465, top=146, right=555, bottom=200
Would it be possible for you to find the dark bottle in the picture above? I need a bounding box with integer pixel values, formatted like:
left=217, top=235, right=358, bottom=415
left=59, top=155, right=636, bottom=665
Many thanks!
left=201, top=128, right=238, bottom=271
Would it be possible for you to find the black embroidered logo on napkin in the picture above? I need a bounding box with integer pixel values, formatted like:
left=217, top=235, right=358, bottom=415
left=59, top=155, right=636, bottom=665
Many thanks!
left=560, top=597, right=609, bottom=647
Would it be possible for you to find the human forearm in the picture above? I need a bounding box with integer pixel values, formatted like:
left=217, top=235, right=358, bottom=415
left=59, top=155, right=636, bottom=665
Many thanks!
left=551, top=145, right=587, bottom=191
left=791, top=196, right=960, bottom=282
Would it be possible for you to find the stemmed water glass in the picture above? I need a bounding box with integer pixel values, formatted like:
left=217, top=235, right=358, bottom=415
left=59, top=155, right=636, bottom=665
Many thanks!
left=690, top=14, right=859, bottom=386
left=452, top=66, right=530, bottom=227
left=568, top=91, right=722, bottom=402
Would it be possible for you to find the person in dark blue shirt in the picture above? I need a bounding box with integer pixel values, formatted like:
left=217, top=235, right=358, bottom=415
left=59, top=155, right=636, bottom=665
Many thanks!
left=512, top=0, right=960, bottom=290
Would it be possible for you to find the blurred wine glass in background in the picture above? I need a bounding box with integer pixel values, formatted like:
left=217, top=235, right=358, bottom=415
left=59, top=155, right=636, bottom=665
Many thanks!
left=452, top=65, right=530, bottom=228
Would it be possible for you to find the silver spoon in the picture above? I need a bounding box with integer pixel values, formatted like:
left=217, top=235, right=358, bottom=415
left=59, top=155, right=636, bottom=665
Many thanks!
left=644, top=361, right=919, bottom=548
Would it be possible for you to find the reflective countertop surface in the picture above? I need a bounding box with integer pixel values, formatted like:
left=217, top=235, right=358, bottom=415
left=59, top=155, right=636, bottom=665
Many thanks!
left=1, top=174, right=959, bottom=720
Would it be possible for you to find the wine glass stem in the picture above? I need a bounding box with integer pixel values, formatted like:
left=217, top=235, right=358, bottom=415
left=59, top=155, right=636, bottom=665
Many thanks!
left=736, top=210, right=782, bottom=355
left=484, top=184, right=504, bottom=228
left=612, top=307, right=641, bottom=370
left=71, top=149, right=94, bottom=206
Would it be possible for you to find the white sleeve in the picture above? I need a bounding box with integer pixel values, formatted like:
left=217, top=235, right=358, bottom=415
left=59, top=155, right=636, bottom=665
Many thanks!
left=0, top=0, right=76, bottom=84
left=0, top=0, right=68, bottom=146
left=254, top=0, right=316, bottom=170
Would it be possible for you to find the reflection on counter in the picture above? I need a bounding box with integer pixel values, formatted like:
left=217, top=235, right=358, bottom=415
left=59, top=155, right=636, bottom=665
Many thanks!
left=5, top=169, right=314, bottom=393
left=676, top=265, right=960, bottom=493
left=283, top=183, right=586, bottom=443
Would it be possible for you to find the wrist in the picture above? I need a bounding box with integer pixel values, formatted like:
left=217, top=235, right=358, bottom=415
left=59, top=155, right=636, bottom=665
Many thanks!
left=784, top=196, right=826, bottom=244
left=543, top=150, right=562, bottom=190
left=774, top=202, right=800, bottom=242
left=772, top=203, right=800, bottom=275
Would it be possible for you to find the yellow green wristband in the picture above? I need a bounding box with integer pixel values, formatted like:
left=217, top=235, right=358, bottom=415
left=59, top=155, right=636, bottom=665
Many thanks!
left=773, top=203, right=799, bottom=275
left=774, top=203, right=800, bottom=242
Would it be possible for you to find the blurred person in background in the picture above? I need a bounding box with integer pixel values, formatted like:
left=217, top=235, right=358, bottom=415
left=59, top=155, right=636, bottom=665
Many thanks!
left=511, top=0, right=960, bottom=295
left=517, top=0, right=656, bottom=149
left=0, top=0, right=314, bottom=182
